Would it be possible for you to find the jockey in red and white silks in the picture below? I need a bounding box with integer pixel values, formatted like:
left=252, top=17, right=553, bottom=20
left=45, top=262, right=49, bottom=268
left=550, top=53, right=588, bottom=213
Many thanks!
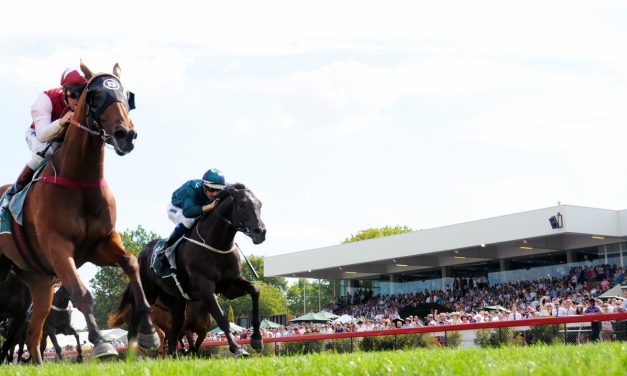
left=1, top=68, right=87, bottom=210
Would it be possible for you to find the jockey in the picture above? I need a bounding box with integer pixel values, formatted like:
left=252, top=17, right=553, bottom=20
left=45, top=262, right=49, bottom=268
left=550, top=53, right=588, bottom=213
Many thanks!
left=164, top=168, right=226, bottom=248
left=1, top=68, right=87, bottom=209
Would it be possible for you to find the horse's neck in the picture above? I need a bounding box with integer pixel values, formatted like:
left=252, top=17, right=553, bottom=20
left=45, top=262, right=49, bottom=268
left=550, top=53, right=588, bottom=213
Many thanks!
left=194, top=215, right=237, bottom=249
left=52, top=295, right=70, bottom=309
left=54, top=125, right=104, bottom=180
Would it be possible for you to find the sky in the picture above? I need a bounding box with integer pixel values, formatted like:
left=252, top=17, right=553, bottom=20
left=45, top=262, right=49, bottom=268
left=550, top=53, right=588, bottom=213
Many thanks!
left=2, top=1, right=627, bottom=329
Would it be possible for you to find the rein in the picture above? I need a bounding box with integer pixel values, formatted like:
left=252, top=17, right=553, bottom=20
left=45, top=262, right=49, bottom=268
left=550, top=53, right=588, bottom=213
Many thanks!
left=182, top=235, right=235, bottom=254
left=68, top=118, right=111, bottom=141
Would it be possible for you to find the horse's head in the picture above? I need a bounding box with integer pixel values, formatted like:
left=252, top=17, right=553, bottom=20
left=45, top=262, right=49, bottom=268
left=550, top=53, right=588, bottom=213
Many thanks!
left=216, top=184, right=266, bottom=244
left=79, top=61, right=137, bottom=155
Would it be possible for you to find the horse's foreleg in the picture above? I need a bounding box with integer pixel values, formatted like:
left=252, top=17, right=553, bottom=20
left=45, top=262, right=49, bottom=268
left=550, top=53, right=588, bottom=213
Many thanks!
left=49, top=252, right=118, bottom=360
left=72, top=330, right=83, bottom=363
left=246, top=283, right=263, bottom=352
left=222, top=278, right=263, bottom=353
left=202, top=287, right=247, bottom=357
left=22, top=278, right=54, bottom=364
left=100, top=235, right=158, bottom=351
left=49, top=332, right=63, bottom=360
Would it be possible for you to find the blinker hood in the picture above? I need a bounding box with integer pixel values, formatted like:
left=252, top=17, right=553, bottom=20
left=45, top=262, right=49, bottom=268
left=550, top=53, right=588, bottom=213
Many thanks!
left=86, top=74, right=136, bottom=121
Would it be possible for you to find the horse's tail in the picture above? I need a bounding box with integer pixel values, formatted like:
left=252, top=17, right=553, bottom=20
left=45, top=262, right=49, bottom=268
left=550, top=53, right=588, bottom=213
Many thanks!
left=107, top=284, right=132, bottom=328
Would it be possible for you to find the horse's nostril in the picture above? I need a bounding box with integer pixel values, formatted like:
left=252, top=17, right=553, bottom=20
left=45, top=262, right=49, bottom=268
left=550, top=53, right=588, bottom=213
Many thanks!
left=253, top=228, right=263, bottom=235
left=114, top=130, right=127, bottom=139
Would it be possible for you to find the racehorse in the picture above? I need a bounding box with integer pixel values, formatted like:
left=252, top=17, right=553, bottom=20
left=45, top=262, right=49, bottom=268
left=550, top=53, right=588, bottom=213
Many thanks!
left=108, top=298, right=211, bottom=356
left=110, top=183, right=265, bottom=357
left=0, top=271, right=30, bottom=364
left=39, top=285, right=83, bottom=362
left=0, top=61, right=159, bottom=364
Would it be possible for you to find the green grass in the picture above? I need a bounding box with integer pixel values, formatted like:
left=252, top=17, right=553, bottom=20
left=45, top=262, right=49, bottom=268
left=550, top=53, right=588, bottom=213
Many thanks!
left=2, top=342, right=626, bottom=375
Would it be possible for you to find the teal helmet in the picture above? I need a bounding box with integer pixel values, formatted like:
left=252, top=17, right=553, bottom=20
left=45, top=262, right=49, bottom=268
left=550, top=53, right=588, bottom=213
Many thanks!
left=202, top=168, right=226, bottom=190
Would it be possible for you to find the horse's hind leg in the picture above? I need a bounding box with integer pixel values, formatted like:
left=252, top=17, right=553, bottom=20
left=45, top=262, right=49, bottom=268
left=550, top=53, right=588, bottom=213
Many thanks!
left=21, top=275, right=55, bottom=364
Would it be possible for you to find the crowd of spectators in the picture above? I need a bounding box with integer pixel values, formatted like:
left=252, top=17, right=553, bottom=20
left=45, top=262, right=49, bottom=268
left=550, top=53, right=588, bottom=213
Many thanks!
left=253, top=264, right=626, bottom=339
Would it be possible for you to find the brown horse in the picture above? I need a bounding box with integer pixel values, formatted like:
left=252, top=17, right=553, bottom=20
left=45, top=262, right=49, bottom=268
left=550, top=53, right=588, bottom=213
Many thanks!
left=0, top=61, right=159, bottom=364
left=110, top=184, right=265, bottom=357
left=108, top=298, right=211, bottom=356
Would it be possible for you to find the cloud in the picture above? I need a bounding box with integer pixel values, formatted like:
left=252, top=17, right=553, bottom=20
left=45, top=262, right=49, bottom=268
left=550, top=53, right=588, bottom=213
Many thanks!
left=278, top=60, right=398, bottom=135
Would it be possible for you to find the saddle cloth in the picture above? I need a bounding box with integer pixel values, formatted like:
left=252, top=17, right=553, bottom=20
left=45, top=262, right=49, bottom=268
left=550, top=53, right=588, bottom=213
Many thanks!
left=150, top=238, right=184, bottom=278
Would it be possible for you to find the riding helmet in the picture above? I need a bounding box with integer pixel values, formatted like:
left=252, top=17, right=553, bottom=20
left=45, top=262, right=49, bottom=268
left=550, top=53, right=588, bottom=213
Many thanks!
left=202, top=168, right=226, bottom=189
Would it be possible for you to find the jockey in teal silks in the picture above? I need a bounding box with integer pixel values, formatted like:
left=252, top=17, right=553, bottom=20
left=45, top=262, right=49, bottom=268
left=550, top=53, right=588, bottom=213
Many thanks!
left=163, top=168, right=226, bottom=248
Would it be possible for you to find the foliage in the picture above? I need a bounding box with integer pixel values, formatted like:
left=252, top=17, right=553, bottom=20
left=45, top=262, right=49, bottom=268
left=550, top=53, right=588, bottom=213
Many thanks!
left=342, top=225, right=414, bottom=243
left=281, top=339, right=324, bottom=355
left=228, top=305, right=235, bottom=323
left=359, top=333, right=439, bottom=351
left=474, top=327, right=516, bottom=348
left=286, top=278, right=335, bottom=316
left=528, top=324, right=561, bottom=345
left=445, top=331, right=462, bottom=348
left=240, top=254, right=288, bottom=293
left=217, top=281, right=288, bottom=321
left=90, top=226, right=160, bottom=328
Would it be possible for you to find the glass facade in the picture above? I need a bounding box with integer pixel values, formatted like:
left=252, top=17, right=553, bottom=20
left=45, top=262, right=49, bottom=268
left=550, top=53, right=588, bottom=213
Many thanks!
left=336, top=243, right=625, bottom=297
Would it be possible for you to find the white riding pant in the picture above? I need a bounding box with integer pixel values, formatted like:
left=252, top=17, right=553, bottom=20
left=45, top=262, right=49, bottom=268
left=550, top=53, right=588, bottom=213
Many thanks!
left=167, top=202, right=196, bottom=229
left=25, top=128, right=60, bottom=170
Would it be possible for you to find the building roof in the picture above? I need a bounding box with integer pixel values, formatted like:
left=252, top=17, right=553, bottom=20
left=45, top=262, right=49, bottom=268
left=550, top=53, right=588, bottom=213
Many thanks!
left=264, top=205, right=627, bottom=279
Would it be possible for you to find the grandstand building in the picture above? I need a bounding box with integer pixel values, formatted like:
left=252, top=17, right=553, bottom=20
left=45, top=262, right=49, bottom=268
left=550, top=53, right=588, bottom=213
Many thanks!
left=265, top=205, right=626, bottom=296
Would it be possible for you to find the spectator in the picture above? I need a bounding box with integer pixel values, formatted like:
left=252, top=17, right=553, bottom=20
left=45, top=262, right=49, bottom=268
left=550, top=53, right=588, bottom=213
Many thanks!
left=584, top=298, right=601, bottom=342
left=508, top=305, right=523, bottom=320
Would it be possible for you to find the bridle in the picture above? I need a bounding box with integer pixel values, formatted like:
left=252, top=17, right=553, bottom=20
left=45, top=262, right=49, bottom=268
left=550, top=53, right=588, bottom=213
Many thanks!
left=68, top=73, right=135, bottom=142
left=182, top=188, right=256, bottom=254
left=213, top=189, right=254, bottom=237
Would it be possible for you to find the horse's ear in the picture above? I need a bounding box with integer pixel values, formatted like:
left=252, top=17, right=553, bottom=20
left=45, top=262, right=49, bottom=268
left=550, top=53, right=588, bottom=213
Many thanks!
left=113, top=63, right=121, bottom=79
left=80, top=59, right=94, bottom=80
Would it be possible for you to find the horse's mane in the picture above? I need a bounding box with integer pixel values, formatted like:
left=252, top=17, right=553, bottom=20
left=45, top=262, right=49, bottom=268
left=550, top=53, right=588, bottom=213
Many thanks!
left=229, top=183, right=246, bottom=190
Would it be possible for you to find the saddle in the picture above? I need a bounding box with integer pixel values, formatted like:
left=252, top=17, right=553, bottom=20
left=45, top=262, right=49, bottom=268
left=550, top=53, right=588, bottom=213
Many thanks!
left=3, top=157, right=50, bottom=226
left=150, top=238, right=184, bottom=278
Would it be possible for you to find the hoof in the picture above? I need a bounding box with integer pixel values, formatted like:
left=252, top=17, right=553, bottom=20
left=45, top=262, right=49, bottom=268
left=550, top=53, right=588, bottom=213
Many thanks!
left=92, top=342, right=119, bottom=360
left=233, top=348, right=249, bottom=358
left=137, top=331, right=160, bottom=351
left=250, top=337, right=263, bottom=353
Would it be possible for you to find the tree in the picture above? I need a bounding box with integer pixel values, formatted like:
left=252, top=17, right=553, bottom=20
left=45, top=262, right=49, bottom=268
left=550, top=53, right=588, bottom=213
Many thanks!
left=285, top=278, right=335, bottom=316
left=342, top=225, right=414, bottom=243
left=228, top=305, right=235, bottom=323
left=90, top=226, right=160, bottom=327
left=218, top=281, right=288, bottom=321
left=240, top=254, right=288, bottom=293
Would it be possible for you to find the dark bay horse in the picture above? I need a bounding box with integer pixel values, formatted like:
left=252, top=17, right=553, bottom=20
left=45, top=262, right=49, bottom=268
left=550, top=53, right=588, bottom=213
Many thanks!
left=39, top=285, right=82, bottom=362
left=0, top=271, right=30, bottom=363
left=110, top=184, right=265, bottom=357
left=0, top=61, right=159, bottom=364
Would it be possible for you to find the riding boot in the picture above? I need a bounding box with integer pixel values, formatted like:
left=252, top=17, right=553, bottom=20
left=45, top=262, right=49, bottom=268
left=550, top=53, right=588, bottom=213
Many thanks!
left=164, top=223, right=187, bottom=249
left=1, top=165, right=35, bottom=210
